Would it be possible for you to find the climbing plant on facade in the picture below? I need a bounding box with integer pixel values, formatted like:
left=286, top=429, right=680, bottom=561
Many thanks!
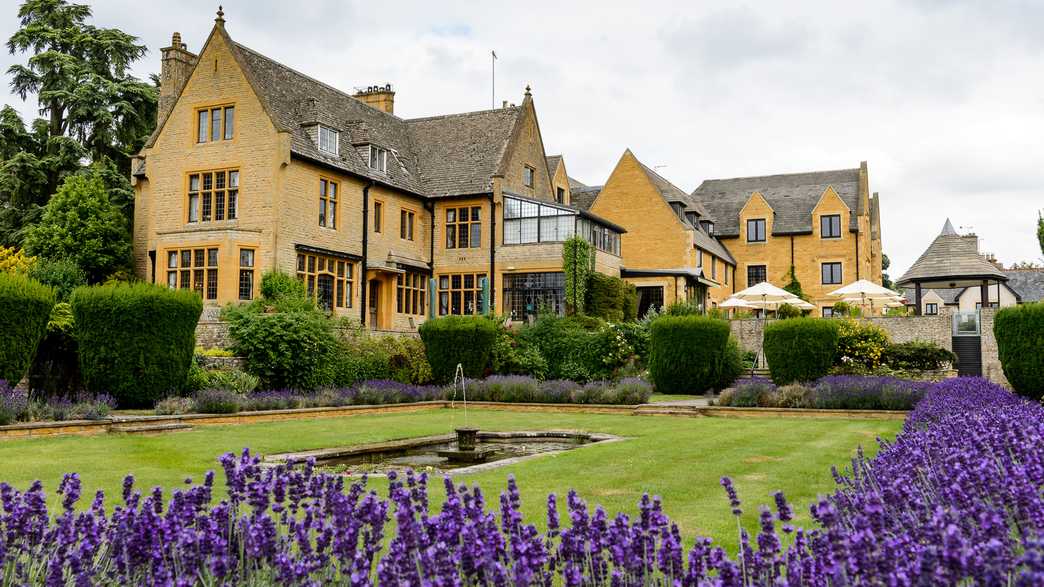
left=563, top=236, right=593, bottom=315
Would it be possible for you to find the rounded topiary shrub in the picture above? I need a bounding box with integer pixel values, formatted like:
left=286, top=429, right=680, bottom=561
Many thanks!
left=0, top=272, right=55, bottom=384
left=763, top=318, right=840, bottom=385
left=648, top=315, right=730, bottom=393
left=419, top=316, right=497, bottom=383
left=994, top=302, right=1044, bottom=399
left=71, top=283, right=202, bottom=407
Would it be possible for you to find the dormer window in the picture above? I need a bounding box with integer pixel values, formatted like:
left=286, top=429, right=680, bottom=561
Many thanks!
left=369, top=145, right=388, bottom=172
left=701, top=220, right=714, bottom=235
left=318, top=126, right=339, bottom=155
left=685, top=211, right=698, bottom=226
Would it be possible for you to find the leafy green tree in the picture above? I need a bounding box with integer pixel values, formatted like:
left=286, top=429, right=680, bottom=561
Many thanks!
left=881, top=253, right=893, bottom=290
left=1, top=0, right=156, bottom=244
left=22, top=169, right=131, bottom=282
left=1037, top=212, right=1043, bottom=259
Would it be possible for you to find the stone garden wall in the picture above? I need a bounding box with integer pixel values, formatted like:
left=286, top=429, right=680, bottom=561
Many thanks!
left=194, top=307, right=420, bottom=351
left=728, top=306, right=1008, bottom=387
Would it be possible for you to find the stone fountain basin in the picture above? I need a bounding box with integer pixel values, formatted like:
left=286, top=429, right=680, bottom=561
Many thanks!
left=263, top=430, right=624, bottom=477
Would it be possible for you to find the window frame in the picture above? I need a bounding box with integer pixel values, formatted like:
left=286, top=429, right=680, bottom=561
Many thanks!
left=396, top=271, right=428, bottom=316
left=820, top=214, right=842, bottom=239
left=373, top=200, right=383, bottom=233
left=238, top=248, right=255, bottom=301
left=523, top=165, right=535, bottom=188
left=186, top=168, right=239, bottom=224
left=925, top=302, right=938, bottom=315
left=400, top=208, right=416, bottom=241
left=195, top=104, right=235, bottom=143
left=165, top=246, right=219, bottom=300
left=319, top=177, right=338, bottom=229
left=556, top=187, right=565, bottom=203
left=437, top=272, right=487, bottom=316
left=368, top=145, right=388, bottom=172
left=503, top=271, right=566, bottom=321
left=446, top=205, right=483, bottom=249
left=746, top=218, right=767, bottom=243
left=821, top=261, right=843, bottom=285
left=822, top=307, right=835, bottom=318
left=504, top=196, right=580, bottom=246
left=318, top=125, right=340, bottom=155
left=747, top=264, right=767, bottom=287
left=295, top=252, right=354, bottom=310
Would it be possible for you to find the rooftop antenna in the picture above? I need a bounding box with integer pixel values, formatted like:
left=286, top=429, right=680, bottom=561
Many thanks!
left=491, top=50, right=497, bottom=109
left=653, top=165, right=668, bottom=172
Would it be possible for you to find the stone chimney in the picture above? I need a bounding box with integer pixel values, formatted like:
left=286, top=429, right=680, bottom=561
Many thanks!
left=159, top=32, right=198, bottom=122
left=352, top=84, right=395, bottom=114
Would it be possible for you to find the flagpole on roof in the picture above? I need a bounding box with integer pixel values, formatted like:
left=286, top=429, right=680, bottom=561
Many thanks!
left=491, top=50, right=497, bottom=109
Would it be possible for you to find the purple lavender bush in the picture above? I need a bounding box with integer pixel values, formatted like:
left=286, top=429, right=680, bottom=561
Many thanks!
left=0, top=376, right=1042, bottom=584
left=0, top=380, right=28, bottom=425
left=810, top=375, right=931, bottom=410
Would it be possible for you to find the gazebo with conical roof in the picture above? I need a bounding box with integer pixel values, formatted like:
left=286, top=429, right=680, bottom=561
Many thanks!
left=896, top=219, right=1007, bottom=315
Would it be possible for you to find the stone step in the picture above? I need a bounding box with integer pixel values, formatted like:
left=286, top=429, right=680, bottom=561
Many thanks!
left=113, top=423, right=193, bottom=435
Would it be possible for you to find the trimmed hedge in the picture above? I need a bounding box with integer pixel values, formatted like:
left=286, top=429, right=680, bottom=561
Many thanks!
left=71, top=283, right=202, bottom=407
left=419, top=316, right=497, bottom=383
left=881, top=341, right=956, bottom=371
left=0, top=273, right=55, bottom=384
left=648, top=315, right=730, bottom=393
left=994, top=302, right=1044, bottom=399
left=586, top=273, right=638, bottom=322
left=763, top=318, right=840, bottom=384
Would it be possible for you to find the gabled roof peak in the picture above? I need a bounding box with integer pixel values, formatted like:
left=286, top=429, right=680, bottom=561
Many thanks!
left=940, top=218, right=957, bottom=236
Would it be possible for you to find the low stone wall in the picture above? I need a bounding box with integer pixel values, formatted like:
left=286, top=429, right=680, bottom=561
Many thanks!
left=194, top=315, right=419, bottom=350
left=727, top=308, right=1007, bottom=387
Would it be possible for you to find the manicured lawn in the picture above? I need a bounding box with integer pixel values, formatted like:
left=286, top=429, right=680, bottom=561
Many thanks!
left=0, top=409, right=899, bottom=551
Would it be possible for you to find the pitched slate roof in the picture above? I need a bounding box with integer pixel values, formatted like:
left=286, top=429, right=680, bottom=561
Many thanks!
left=545, top=155, right=562, bottom=176
left=567, top=175, right=588, bottom=189
left=405, top=108, right=522, bottom=197
left=1003, top=269, right=1044, bottom=303
left=896, top=219, right=1008, bottom=287
left=902, top=288, right=962, bottom=305
left=158, top=34, right=525, bottom=199
left=569, top=185, right=602, bottom=211
left=690, top=168, right=861, bottom=237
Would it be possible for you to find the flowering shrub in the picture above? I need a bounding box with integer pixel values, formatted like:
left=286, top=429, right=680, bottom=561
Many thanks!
left=460, top=375, right=651, bottom=405
left=0, top=380, right=29, bottom=425
left=0, top=377, right=1042, bottom=583
left=719, top=375, right=930, bottom=410
left=833, top=318, right=890, bottom=370
left=28, top=392, right=115, bottom=421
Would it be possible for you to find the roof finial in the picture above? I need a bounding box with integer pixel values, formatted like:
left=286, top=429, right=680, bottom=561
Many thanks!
left=524, top=84, right=531, bottom=96
left=215, top=5, right=225, bottom=25
left=940, top=218, right=957, bottom=236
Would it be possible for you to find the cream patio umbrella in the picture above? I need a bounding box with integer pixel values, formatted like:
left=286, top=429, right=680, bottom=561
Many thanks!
left=731, top=282, right=801, bottom=317
left=718, top=296, right=756, bottom=318
left=829, top=279, right=903, bottom=315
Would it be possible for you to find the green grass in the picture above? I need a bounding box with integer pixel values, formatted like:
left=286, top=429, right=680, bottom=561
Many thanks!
left=0, top=409, right=899, bottom=551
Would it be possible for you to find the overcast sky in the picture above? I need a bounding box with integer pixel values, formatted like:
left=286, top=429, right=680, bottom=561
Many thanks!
left=3, top=0, right=1042, bottom=276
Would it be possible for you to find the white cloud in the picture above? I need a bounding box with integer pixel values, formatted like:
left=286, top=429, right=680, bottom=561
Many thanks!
left=1, top=0, right=1040, bottom=270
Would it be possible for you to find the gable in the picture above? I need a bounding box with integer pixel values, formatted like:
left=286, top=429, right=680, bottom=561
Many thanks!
left=692, top=168, right=862, bottom=237
left=495, top=98, right=554, bottom=200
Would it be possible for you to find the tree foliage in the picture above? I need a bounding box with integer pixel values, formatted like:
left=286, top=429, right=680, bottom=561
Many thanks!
left=1, top=0, right=156, bottom=245
left=1038, top=212, right=1044, bottom=259
left=881, top=253, right=893, bottom=290
left=22, top=170, right=131, bottom=283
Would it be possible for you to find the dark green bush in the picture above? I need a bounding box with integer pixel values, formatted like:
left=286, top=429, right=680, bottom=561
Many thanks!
left=716, top=336, right=745, bottom=390
left=228, top=311, right=337, bottom=390
left=881, top=341, right=957, bottom=371
left=0, top=272, right=55, bottom=385
left=586, top=273, right=638, bottom=322
left=517, top=314, right=628, bottom=382
left=776, top=303, right=802, bottom=319
left=192, top=388, right=241, bottom=414
left=663, top=300, right=703, bottom=316
left=419, top=316, right=497, bottom=383
left=260, top=271, right=308, bottom=303
left=27, top=258, right=87, bottom=302
left=490, top=326, right=548, bottom=379
left=994, top=303, right=1044, bottom=399
left=763, top=318, right=839, bottom=384
left=71, top=283, right=201, bottom=407
left=648, top=315, right=730, bottom=393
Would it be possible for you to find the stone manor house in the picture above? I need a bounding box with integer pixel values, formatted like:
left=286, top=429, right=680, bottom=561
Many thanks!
left=132, top=12, right=883, bottom=330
